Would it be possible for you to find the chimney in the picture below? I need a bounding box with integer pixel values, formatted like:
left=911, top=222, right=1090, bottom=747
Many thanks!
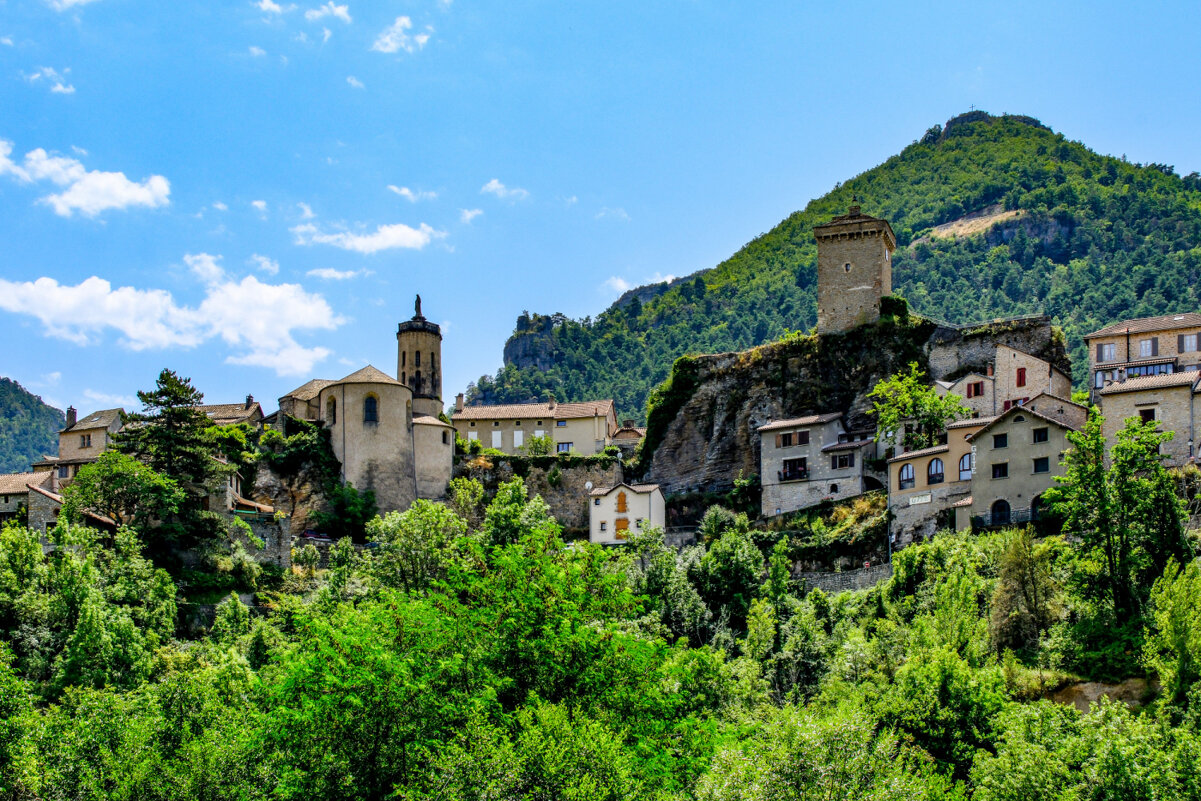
left=622, top=419, right=634, bottom=428
left=455, top=393, right=465, bottom=413
left=848, top=204, right=861, bottom=216
left=245, top=394, right=254, bottom=409
left=986, top=363, right=994, bottom=377
left=66, top=406, right=77, bottom=428
left=548, top=394, right=557, bottom=412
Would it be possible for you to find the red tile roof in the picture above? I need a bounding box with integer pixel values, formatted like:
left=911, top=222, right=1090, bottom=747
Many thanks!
left=1085, top=312, right=1201, bottom=339
left=757, top=413, right=843, bottom=432
left=888, top=444, right=948, bottom=463
left=452, top=399, right=616, bottom=422
left=1097, top=371, right=1201, bottom=396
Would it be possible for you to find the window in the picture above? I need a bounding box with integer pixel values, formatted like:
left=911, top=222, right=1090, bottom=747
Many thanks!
left=431, top=352, right=436, bottom=371
left=326, top=397, right=336, bottom=424
left=992, top=462, right=1009, bottom=479
left=779, top=430, right=811, bottom=448
left=469, top=421, right=476, bottom=427
left=80, top=434, right=91, bottom=448
left=593, top=498, right=600, bottom=506
left=600, top=521, right=607, bottom=532
left=844, top=262, right=851, bottom=272
left=959, top=453, right=973, bottom=481
left=780, top=432, right=793, bottom=447
left=927, top=458, right=944, bottom=485
left=363, top=395, right=379, bottom=423
left=829, top=484, right=838, bottom=494
left=1140, top=408, right=1156, bottom=423
left=1181, top=333, right=1199, bottom=353
left=556, top=420, right=567, bottom=427
left=636, top=519, right=643, bottom=529
left=616, top=492, right=628, bottom=513
left=441, top=431, right=448, bottom=445
left=1098, top=343, right=1117, bottom=362
left=831, top=452, right=855, bottom=470
left=1033, top=427, right=1049, bottom=443
left=781, top=457, right=807, bottom=481
left=557, top=442, right=573, bottom=453
left=491, top=430, right=502, bottom=448
left=993, top=433, right=1008, bottom=449
left=966, top=381, right=985, bottom=398
left=514, top=421, right=522, bottom=427
left=899, top=463, right=915, bottom=490
left=991, top=499, right=1011, bottom=526
left=58, top=465, right=69, bottom=479
left=1033, top=457, right=1050, bottom=474
left=1140, top=337, right=1158, bottom=358
left=615, top=518, right=630, bottom=538
left=493, top=421, right=500, bottom=427
left=1127, top=363, right=1174, bottom=377
left=513, top=430, right=524, bottom=448
left=415, top=351, right=421, bottom=367
left=467, top=431, right=478, bottom=442
left=535, top=429, right=545, bottom=437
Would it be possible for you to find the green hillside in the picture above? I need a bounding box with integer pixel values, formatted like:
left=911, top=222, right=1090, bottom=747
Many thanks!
left=0, top=377, right=63, bottom=473
left=468, top=112, right=1201, bottom=418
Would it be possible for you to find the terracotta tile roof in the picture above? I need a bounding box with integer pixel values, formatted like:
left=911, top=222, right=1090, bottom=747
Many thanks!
left=947, top=416, right=995, bottom=430
left=1086, top=312, right=1201, bottom=339
left=0, top=471, right=51, bottom=494
left=966, top=402, right=1086, bottom=441
left=951, top=496, right=973, bottom=508
left=64, top=408, right=123, bottom=433
left=333, top=365, right=402, bottom=386
left=26, top=483, right=116, bottom=526
left=888, top=444, right=948, bottom=463
left=452, top=399, right=616, bottom=422
left=196, top=402, right=264, bottom=426
left=412, top=415, right=452, bottom=427
left=1097, top=371, right=1201, bottom=396
left=821, top=439, right=875, bottom=452
left=281, top=378, right=334, bottom=401
left=613, top=427, right=646, bottom=439
left=757, top=413, right=843, bottom=433
left=589, top=482, right=661, bottom=497
left=1107, top=356, right=1178, bottom=369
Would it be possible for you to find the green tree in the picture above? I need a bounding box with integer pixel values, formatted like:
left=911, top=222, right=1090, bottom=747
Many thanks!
left=989, top=527, right=1060, bottom=656
left=697, top=524, right=765, bottom=632
left=366, top=500, right=468, bottom=593
left=1144, top=560, right=1201, bottom=706
left=59, top=450, right=185, bottom=531
left=116, top=369, right=214, bottom=486
left=868, top=362, right=969, bottom=451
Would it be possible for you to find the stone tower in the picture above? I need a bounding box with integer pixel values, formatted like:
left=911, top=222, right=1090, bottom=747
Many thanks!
left=397, top=295, right=443, bottom=418
left=814, top=205, right=896, bottom=334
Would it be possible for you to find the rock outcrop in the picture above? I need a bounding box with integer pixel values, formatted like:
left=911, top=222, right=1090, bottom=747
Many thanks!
left=639, top=313, right=1068, bottom=496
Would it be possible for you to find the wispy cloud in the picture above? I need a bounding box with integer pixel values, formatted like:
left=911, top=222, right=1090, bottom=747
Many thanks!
left=387, top=184, right=436, bottom=202
left=24, top=66, right=75, bottom=94
left=297, top=201, right=315, bottom=219
left=305, top=2, right=350, bottom=23
left=212, top=201, right=228, bottom=211
left=596, top=206, right=630, bottom=221
left=372, top=16, right=432, bottom=54
left=604, top=276, right=631, bottom=293
left=0, top=269, right=342, bottom=376
left=346, top=75, right=365, bottom=89
left=256, top=0, right=295, bottom=14
left=307, top=267, right=366, bottom=280
left=251, top=199, right=268, bottom=216
left=1, top=37, right=13, bottom=47
left=249, top=254, right=280, bottom=275
left=459, top=208, right=483, bottom=224
left=0, top=139, right=170, bottom=218
left=249, top=45, right=267, bottom=57
left=291, top=221, right=445, bottom=254
left=83, top=388, right=139, bottom=408
left=480, top=178, right=529, bottom=201
left=46, top=0, right=101, bottom=11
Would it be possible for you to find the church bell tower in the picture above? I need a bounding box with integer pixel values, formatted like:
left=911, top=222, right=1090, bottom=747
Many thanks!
left=397, top=295, right=443, bottom=418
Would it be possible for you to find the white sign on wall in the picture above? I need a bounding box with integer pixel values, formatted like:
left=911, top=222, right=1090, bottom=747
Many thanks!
left=909, top=493, right=932, bottom=506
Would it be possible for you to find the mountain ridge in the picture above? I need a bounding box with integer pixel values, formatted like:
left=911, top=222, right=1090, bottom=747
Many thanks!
left=0, top=377, right=64, bottom=473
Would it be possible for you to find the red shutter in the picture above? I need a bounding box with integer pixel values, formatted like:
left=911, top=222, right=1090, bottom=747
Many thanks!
left=1016, top=368, right=1026, bottom=388
left=775, top=433, right=782, bottom=448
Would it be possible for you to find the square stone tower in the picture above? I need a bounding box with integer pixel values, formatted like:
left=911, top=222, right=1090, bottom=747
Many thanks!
left=814, top=205, right=896, bottom=334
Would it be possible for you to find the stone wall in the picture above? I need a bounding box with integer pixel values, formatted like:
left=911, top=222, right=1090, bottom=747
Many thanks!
left=796, top=563, right=893, bottom=595
left=253, top=465, right=327, bottom=536
left=454, top=455, right=623, bottom=534
left=640, top=314, right=1068, bottom=500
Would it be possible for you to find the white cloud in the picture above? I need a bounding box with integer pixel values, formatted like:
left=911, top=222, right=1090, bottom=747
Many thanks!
left=604, top=276, right=631, bottom=294
left=596, top=206, right=630, bottom=221
left=297, top=201, right=315, bottom=219
left=25, top=67, right=75, bottom=95
left=0, top=140, right=170, bottom=217
left=307, top=267, right=365, bottom=280
left=83, top=388, right=139, bottom=408
left=346, top=75, right=365, bottom=89
left=291, top=221, right=445, bottom=254
left=305, top=2, right=350, bottom=23
left=249, top=46, right=267, bottom=57
left=256, top=0, right=295, bottom=13
left=1, top=37, right=13, bottom=47
left=212, top=201, right=228, bottom=211
left=565, top=195, right=578, bottom=206
left=372, top=16, right=432, bottom=54
left=387, top=184, right=436, bottom=202
left=249, top=254, right=280, bottom=275
left=480, top=178, right=529, bottom=200
left=0, top=270, right=342, bottom=376
left=322, top=27, right=332, bottom=42
left=251, top=199, right=268, bottom=215
left=47, top=0, right=100, bottom=11
left=185, top=252, right=226, bottom=285
left=459, top=208, right=482, bottom=224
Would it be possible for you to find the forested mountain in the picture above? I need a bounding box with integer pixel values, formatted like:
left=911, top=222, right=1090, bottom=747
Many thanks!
left=469, top=112, right=1201, bottom=418
left=0, top=377, right=63, bottom=473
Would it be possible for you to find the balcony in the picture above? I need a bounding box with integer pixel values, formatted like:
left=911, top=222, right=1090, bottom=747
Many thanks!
left=778, top=468, right=809, bottom=482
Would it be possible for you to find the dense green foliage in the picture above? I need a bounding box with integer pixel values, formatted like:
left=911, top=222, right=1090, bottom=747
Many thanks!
left=0, top=440, right=1196, bottom=798
left=470, top=112, right=1201, bottom=417
left=0, top=377, right=63, bottom=474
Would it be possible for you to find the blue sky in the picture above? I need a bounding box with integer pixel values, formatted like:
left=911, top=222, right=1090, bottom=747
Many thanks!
left=2, top=0, right=1200, bottom=417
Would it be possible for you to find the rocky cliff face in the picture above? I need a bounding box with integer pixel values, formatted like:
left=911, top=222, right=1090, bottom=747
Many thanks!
left=252, top=465, right=328, bottom=535
left=640, top=313, right=1068, bottom=496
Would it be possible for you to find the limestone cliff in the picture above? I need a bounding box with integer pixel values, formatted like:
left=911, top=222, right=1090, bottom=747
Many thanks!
left=637, top=312, right=1068, bottom=496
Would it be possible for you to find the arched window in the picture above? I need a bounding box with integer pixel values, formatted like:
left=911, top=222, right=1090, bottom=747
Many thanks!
left=959, top=453, right=972, bottom=481
left=415, top=370, right=422, bottom=393
left=927, top=458, right=944, bottom=485
left=326, top=397, right=336, bottom=424
left=363, top=394, right=379, bottom=424
left=402, top=351, right=406, bottom=367
left=415, top=351, right=421, bottom=367
left=1031, top=494, right=1044, bottom=522
left=430, top=352, right=436, bottom=371
left=401, top=371, right=406, bottom=384
left=991, top=499, right=1011, bottom=527
left=616, top=491, right=628, bottom=513
left=898, top=463, right=915, bottom=490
